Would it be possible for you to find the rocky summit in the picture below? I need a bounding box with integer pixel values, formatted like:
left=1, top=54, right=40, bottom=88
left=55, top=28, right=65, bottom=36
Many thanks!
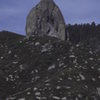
left=26, top=0, right=66, bottom=40
left=0, top=31, right=100, bottom=100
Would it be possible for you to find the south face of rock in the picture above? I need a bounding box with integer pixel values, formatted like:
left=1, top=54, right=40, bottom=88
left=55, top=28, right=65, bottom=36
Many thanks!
left=26, top=0, right=66, bottom=40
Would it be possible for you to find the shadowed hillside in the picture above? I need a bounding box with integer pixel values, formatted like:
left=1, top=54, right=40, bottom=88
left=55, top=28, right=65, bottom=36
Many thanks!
left=0, top=31, right=100, bottom=100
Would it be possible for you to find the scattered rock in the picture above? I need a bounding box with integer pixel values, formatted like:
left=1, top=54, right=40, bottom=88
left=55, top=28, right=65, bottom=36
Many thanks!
left=0, top=31, right=100, bottom=99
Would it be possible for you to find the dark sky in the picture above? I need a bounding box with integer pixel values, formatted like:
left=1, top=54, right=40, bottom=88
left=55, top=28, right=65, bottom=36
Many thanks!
left=0, top=0, right=100, bottom=35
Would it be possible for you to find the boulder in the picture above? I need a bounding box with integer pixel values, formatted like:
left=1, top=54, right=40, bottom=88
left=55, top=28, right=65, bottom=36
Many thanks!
left=26, top=0, right=66, bottom=40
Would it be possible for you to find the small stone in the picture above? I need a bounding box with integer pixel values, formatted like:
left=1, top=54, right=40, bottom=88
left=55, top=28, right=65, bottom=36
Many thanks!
left=69, top=55, right=75, bottom=58
left=6, top=77, right=9, bottom=81
left=48, top=65, right=55, bottom=71
left=97, top=88, right=100, bottom=96
left=18, top=98, right=25, bottom=100
left=19, top=65, right=24, bottom=70
left=0, top=56, right=4, bottom=59
left=89, top=51, right=93, bottom=54
left=98, top=76, right=100, bottom=78
left=89, top=58, right=94, bottom=61
left=61, top=97, right=67, bottom=100
left=36, top=97, right=41, bottom=100
left=12, top=61, right=18, bottom=64
left=68, top=77, right=72, bottom=80
left=14, top=54, right=17, bottom=57
left=35, top=42, right=40, bottom=46
left=35, top=69, right=38, bottom=73
left=27, top=92, right=31, bottom=95
left=8, top=50, right=12, bottom=54
left=56, top=86, right=61, bottom=89
left=52, top=96, right=60, bottom=100
left=79, top=73, right=85, bottom=80
left=84, top=60, right=88, bottom=64
left=91, top=66, right=94, bottom=69
left=98, top=68, right=100, bottom=71
left=76, top=44, right=80, bottom=47
left=33, top=87, right=38, bottom=91
left=19, top=41, right=22, bottom=43
left=78, top=94, right=82, bottom=98
left=35, top=92, right=41, bottom=96
left=65, top=86, right=71, bottom=89
left=92, top=78, right=96, bottom=81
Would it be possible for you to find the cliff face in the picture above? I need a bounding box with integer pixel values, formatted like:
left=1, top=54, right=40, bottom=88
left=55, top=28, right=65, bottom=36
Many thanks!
left=0, top=31, right=100, bottom=100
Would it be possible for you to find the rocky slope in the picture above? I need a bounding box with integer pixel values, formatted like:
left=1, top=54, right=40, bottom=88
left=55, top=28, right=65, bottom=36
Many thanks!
left=0, top=31, right=100, bottom=100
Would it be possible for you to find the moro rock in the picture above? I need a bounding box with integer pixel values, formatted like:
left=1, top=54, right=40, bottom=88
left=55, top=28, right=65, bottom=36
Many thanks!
left=26, top=0, right=66, bottom=40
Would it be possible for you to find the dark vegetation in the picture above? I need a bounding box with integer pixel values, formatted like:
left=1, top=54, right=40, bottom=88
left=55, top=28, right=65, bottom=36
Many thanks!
left=66, top=22, right=100, bottom=44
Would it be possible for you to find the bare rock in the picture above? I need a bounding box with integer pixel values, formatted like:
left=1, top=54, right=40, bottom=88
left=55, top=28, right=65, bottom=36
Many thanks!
left=26, top=0, right=66, bottom=40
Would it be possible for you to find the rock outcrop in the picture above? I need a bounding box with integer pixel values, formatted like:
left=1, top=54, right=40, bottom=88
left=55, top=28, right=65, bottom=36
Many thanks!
left=26, top=0, right=66, bottom=40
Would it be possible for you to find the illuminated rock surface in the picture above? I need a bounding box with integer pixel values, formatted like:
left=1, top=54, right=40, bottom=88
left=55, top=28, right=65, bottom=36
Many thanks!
left=26, top=0, right=66, bottom=40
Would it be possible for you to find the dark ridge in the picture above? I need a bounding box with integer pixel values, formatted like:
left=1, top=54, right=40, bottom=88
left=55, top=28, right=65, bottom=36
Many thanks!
left=0, top=30, right=25, bottom=45
left=0, top=30, right=24, bottom=40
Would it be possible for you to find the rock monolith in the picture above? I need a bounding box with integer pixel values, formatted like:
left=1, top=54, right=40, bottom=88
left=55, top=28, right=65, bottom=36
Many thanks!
left=26, top=0, right=66, bottom=40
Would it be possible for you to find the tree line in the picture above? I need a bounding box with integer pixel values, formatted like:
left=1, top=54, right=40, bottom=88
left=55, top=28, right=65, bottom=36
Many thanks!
left=66, top=22, right=100, bottom=44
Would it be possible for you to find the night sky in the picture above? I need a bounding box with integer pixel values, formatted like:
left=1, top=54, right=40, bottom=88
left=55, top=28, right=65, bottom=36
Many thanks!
left=0, top=0, right=100, bottom=35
